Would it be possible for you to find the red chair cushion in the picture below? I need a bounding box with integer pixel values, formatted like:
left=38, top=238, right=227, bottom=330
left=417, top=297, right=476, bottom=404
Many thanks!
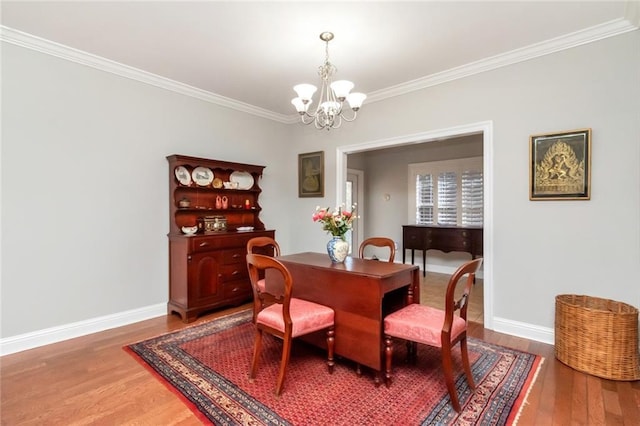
left=384, top=303, right=466, bottom=347
left=257, top=298, right=334, bottom=338
left=256, top=278, right=266, bottom=292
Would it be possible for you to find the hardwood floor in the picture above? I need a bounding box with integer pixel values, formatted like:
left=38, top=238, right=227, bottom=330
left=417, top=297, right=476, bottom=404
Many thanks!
left=420, top=271, right=484, bottom=324
left=1, top=275, right=638, bottom=425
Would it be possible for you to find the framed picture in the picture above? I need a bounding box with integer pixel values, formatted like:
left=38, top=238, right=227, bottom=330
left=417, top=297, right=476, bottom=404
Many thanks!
left=298, top=151, right=324, bottom=197
left=529, top=128, right=591, bottom=200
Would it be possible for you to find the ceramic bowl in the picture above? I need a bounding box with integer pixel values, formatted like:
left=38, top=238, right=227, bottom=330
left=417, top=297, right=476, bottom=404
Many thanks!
left=181, top=225, right=198, bottom=235
left=223, top=181, right=239, bottom=189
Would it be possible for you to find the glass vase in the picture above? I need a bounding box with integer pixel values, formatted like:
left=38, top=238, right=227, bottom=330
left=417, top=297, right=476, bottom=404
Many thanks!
left=327, top=236, right=349, bottom=263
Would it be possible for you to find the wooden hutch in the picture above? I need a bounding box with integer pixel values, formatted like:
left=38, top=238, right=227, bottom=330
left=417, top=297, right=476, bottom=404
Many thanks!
left=167, top=154, right=274, bottom=322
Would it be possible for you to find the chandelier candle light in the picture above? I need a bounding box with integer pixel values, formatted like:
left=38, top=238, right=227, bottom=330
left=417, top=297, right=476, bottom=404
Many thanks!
left=292, top=32, right=366, bottom=130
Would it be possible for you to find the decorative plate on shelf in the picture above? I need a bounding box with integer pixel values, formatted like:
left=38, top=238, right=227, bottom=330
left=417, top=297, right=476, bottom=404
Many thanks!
left=230, top=171, right=254, bottom=190
left=174, top=166, right=192, bottom=186
left=192, top=167, right=214, bottom=186
left=212, top=178, right=223, bottom=189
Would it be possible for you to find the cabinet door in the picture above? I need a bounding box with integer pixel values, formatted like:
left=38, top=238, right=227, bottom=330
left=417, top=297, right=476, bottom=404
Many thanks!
left=188, top=252, right=224, bottom=305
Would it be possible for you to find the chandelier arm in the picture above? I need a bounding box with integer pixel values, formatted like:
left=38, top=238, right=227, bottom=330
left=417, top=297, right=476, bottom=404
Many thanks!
left=339, top=109, right=358, bottom=122
left=300, top=114, right=316, bottom=125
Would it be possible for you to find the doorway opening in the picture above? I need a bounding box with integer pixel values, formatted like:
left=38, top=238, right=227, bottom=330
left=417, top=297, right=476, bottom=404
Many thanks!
left=335, top=121, right=494, bottom=329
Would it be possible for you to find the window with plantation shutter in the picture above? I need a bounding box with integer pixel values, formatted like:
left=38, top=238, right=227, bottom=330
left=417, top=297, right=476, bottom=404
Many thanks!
left=416, top=174, right=434, bottom=224
left=462, top=170, right=483, bottom=226
left=437, top=171, right=457, bottom=225
left=408, top=157, right=483, bottom=227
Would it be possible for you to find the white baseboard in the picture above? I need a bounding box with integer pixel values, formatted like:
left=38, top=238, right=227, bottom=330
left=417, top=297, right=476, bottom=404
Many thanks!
left=1, top=301, right=552, bottom=357
left=0, top=303, right=167, bottom=356
left=409, top=262, right=485, bottom=280
left=492, top=316, right=555, bottom=345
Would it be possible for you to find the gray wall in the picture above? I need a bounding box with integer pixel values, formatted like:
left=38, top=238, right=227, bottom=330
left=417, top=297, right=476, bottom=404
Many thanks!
left=2, top=29, right=638, bottom=352
left=287, top=30, right=640, bottom=339
left=1, top=43, right=293, bottom=338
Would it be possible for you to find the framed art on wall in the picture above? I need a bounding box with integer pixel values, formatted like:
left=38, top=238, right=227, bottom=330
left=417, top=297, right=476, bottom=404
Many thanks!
left=298, top=151, right=324, bottom=197
left=529, top=128, right=591, bottom=200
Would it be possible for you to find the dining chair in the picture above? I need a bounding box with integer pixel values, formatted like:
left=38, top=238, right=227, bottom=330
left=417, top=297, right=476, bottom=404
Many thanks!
left=247, top=237, right=282, bottom=323
left=246, top=253, right=335, bottom=396
left=358, top=237, right=396, bottom=262
left=383, top=257, right=483, bottom=412
left=247, top=236, right=281, bottom=291
left=353, top=236, right=398, bottom=377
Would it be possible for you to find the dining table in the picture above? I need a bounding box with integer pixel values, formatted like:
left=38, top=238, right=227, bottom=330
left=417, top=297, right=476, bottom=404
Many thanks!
left=265, top=252, right=420, bottom=385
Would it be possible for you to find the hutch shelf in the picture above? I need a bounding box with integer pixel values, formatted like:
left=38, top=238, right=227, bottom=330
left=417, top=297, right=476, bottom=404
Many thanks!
left=167, top=154, right=275, bottom=322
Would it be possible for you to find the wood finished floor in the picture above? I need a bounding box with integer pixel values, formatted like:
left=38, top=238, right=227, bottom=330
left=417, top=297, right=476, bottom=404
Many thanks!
left=421, top=271, right=484, bottom=324
left=1, top=274, right=638, bottom=425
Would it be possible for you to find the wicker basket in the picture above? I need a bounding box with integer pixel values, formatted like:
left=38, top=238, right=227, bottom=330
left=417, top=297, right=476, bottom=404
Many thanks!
left=555, top=294, right=640, bottom=380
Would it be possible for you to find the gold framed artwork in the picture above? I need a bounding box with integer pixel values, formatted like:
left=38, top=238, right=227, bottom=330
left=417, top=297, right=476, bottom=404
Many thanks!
left=298, top=151, right=324, bottom=197
left=529, top=128, right=591, bottom=200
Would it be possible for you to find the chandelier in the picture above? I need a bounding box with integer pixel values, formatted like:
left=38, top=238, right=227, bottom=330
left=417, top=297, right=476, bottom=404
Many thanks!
left=291, top=32, right=366, bottom=130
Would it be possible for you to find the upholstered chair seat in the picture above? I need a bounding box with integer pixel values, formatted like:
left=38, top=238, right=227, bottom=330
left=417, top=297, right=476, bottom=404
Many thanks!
left=246, top=253, right=335, bottom=396
left=384, top=303, right=466, bottom=347
left=383, top=258, right=483, bottom=412
left=256, top=298, right=335, bottom=338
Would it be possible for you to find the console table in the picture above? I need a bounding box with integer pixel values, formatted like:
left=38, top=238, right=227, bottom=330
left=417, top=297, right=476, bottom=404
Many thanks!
left=402, top=225, right=483, bottom=276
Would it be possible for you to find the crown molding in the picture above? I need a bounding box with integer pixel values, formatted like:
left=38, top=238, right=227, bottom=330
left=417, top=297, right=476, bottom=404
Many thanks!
left=365, top=18, right=638, bottom=104
left=2, top=18, right=637, bottom=125
left=0, top=25, right=292, bottom=124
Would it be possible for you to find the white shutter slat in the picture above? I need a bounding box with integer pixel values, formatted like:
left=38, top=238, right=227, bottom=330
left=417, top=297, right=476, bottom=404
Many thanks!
left=437, top=172, right=457, bottom=225
left=462, top=170, right=483, bottom=226
left=416, top=174, right=433, bottom=224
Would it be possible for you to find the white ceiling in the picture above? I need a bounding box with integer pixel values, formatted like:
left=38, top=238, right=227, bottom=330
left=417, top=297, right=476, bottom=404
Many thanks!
left=1, top=1, right=636, bottom=121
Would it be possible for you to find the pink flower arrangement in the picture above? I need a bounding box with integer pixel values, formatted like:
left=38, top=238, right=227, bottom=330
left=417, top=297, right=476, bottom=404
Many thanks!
left=313, top=204, right=357, bottom=239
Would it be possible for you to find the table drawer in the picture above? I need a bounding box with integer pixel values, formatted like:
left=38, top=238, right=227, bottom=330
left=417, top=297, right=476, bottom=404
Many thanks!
left=223, top=280, right=252, bottom=299
left=222, top=248, right=246, bottom=264
left=426, top=229, right=471, bottom=252
left=403, top=228, right=425, bottom=249
left=218, top=263, right=248, bottom=283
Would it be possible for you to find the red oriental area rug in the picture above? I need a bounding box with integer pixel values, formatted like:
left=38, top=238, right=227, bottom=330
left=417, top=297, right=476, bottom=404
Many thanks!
left=126, top=310, right=543, bottom=425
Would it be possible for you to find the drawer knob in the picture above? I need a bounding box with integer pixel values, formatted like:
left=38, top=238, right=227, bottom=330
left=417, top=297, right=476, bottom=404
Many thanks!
left=232, top=253, right=241, bottom=259
left=232, top=270, right=240, bottom=276
left=462, top=231, right=468, bottom=237
left=199, top=242, right=209, bottom=247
